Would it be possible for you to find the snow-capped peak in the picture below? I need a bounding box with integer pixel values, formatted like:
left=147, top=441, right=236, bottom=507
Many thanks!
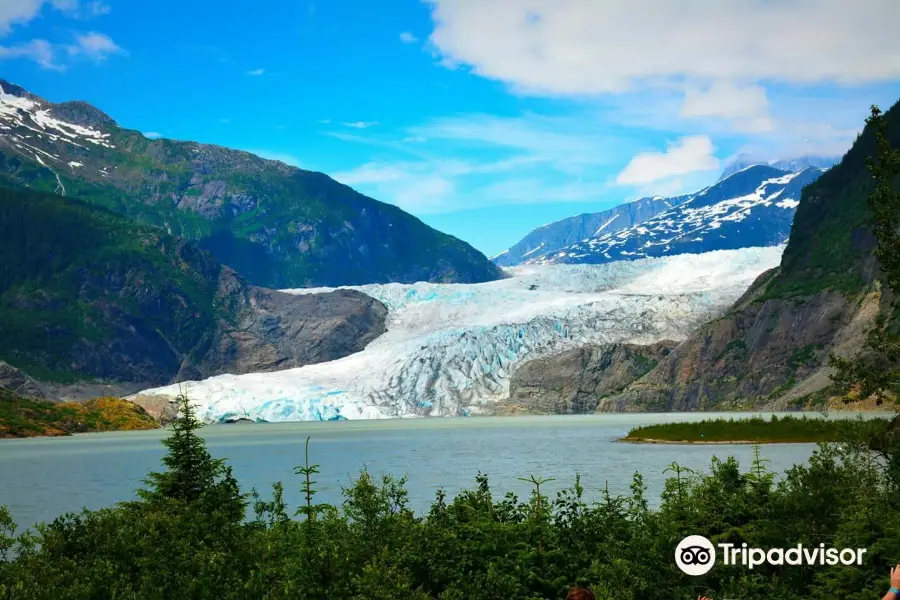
left=527, top=165, right=824, bottom=267
left=0, top=81, right=115, bottom=151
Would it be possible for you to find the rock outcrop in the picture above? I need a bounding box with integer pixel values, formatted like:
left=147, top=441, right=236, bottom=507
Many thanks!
left=0, top=361, right=45, bottom=399
left=503, top=341, right=678, bottom=414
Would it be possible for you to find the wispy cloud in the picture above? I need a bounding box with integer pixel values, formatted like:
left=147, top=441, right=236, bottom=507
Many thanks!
left=86, top=1, right=110, bottom=16
left=219, top=118, right=231, bottom=124
left=246, top=68, right=265, bottom=76
left=399, top=31, right=418, bottom=44
left=143, top=131, right=162, bottom=139
left=0, top=1, right=120, bottom=70
left=0, top=39, right=60, bottom=70
left=251, top=149, right=303, bottom=168
left=616, top=135, right=719, bottom=186
left=342, top=120, right=379, bottom=129
left=65, top=31, right=124, bottom=61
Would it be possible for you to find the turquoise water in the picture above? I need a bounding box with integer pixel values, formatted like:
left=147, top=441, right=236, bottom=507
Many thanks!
left=0, top=412, right=889, bottom=532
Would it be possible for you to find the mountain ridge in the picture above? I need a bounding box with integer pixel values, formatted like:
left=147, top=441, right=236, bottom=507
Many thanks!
left=493, top=194, right=689, bottom=266
left=527, top=164, right=824, bottom=266
left=0, top=79, right=504, bottom=288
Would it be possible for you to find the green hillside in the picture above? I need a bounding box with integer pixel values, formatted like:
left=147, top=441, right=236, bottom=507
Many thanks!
left=0, top=184, right=229, bottom=382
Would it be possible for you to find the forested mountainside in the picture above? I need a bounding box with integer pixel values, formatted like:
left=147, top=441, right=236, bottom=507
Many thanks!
left=0, top=185, right=387, bottom=386
left=0, top=81, right=503, bottom=288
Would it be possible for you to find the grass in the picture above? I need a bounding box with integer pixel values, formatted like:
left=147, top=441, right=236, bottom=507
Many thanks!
left=622, top=414, right=891, bottom=444
left=0, top=390, right=159, bottom=438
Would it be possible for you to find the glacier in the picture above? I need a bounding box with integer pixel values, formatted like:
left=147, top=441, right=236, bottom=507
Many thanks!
left=132, top=246, right=784, bottom=423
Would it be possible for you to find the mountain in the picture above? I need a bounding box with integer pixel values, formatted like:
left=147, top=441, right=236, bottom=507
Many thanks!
left=594, top=98, right=900, bottom=412
left=492, top=195, right=687, bottom=266
left=0, top=184, right=387, bottom=386
left=0, top=81, right=503, bottom=288
left=526, top=165, right=824, bottom=266
left=717, top=154, right=839, bottom=181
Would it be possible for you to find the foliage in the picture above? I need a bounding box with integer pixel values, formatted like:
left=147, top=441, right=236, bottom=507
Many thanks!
left=624, top=414, right=888, bottom=443
left=3, top=399, right=900, bottom=599
left=830, top=105, right=900, bottom=404
left=0, top=390, right=158, bottom=438
left=0, top=184, right=233, bottom=382
left=769, top=100, right=900, bottom=299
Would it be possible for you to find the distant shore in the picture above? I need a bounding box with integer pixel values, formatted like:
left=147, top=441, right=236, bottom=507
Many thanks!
left=621, top=414, right=892, bottom=445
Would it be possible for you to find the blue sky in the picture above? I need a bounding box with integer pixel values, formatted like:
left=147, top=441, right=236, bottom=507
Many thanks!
left=1, top=1, right=899, bottom=256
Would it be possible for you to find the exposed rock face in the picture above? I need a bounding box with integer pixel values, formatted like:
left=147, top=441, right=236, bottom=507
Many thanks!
left=504, top=341, right=678, bottom=414
left=129, top=394, right=178, bottom=425
left=180, top=282, right=388, bottom=381
left=0, top=361, right=45, bottom=399
left=596, top=271, right=875, bottom=411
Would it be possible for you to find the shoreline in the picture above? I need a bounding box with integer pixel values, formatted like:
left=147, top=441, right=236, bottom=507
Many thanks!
left=617, top=437, right=809, bottom=445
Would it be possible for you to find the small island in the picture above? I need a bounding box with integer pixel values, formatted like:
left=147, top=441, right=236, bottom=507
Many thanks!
left=620, top=414, right=892, bottom=444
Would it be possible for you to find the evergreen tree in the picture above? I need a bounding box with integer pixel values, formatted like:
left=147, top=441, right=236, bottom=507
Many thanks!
left=831, top=105, right=900, bottom=403
left=137, top=392, right=244, bottom=520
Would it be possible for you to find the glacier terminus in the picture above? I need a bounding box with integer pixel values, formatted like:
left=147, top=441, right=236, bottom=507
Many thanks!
left=132, top=246, right=784, bottom=423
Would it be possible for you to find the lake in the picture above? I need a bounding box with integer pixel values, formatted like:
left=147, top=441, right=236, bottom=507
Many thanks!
left=0, top=412, right=888, bottom=532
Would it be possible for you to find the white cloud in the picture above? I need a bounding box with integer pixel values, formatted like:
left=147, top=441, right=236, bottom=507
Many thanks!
left=399, top=31, right=418, bottom=44
left=0, top=39, right=60, bottom=69
left=413, top=113, right=618, bottom=169
left=246, top=68, right=265, bottom=76
left=616, top=135, right=719, bottom=186
left=86, top=1, right=110, bottom=16
left=0, top=1, right=109, bottom=34
left=342, top=120, right=379, bottom=129
left=143, top=131, right=162, bottom=139
left=65, top=31, right=123, bottom=61
left=427, top=0, right=900, bottom=96
left=251, top=150, right=303, bottom=167
left=331, top=152, right=607, bottom=213
left=679, top=81, right=774, bottom=133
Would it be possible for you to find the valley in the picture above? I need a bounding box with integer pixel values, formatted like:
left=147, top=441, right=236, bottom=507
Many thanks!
left=131, top=247, right=783, bottom=422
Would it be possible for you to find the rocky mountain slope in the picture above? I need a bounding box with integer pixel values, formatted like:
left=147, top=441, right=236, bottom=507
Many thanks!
left=595, top=99, right=900, bottom=412
left=0, top=80, right=503, bottom=288
left=0, top=184, right=387, bottom=386
left=501, top=341, right=677, bottom=414
left=492, top=195, right=687, bottom=266
left=528, top=165, right=824, bottom=266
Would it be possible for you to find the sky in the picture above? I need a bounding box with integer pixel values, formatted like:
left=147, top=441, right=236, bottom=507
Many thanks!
left=1, top=1, right=899, bottom=257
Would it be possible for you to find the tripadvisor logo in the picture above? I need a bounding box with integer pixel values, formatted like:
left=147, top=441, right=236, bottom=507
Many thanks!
left=675, top=535, right=868, bottom=576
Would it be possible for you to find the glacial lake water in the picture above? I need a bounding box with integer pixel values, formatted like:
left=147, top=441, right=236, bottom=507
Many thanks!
left=0, top=412, right=892, bottom=532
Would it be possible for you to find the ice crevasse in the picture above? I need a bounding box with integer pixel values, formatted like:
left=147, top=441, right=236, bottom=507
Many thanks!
left=133, top=246, right=784, bottom=422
